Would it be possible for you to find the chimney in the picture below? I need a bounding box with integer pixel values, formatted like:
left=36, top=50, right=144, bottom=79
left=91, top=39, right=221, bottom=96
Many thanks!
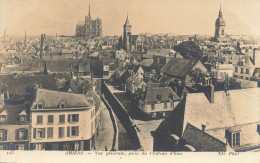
left=202, top=124, right=206, bottom=131
left=209, top=84, right=214, bottom=103
left=24, top=30, right=27, bottom=49
left=40, top=34, right=44, bottom=60
left=253, top=48, right=256, bottom=65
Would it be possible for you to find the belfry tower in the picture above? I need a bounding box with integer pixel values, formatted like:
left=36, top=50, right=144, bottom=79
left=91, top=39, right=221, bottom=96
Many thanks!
left=123, top=13, right=132, bottom=52
left=214, top=4, right=226, bottom=42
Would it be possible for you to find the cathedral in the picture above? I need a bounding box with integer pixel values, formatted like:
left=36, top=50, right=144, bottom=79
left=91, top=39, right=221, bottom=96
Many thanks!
left=75, top=5, right=102, bottom=39
left=214, top=5, right=226, bottom=42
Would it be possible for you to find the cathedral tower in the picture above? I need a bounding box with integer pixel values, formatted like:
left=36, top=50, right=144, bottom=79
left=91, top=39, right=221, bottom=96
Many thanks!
left=214, top=4, right=226, bottom=42
left=123, top=14, right=132, bottom=52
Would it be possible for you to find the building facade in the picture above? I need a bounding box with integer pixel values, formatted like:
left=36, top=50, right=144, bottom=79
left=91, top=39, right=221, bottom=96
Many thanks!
left=30, top=87, right=100, bottom=151
left=75, top=5, right=102, bottom=39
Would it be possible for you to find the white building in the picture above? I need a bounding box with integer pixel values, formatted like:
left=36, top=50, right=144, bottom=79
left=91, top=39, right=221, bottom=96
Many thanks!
left=30, top=87, right=100, bottom=151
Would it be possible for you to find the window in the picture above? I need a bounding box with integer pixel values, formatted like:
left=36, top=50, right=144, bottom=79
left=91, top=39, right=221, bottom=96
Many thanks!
left=47, top=127, right=53, bottom=138
left=35, top=143, right=43, bottom=150
left=246, top=68, right=249, bottom=74
left=59, top=115, right=65, bottom=124
left=232, top=132, right=240, bottom=147
left=37, top=115, right=43, bottom=124
left=71, top=126, right=79, bottom=136
left=0, top=116, right=7, bottom=122
left=58, top=127, right=65, bottom=138
left=241, top=68, right=244, bottom=74
left=68, top=114, right=79, bottom=123
left=37, top=104, right=43, bottom=109
left=164, top=103, right=167, bottom=109
left=240, top=76, right=243, bottom=79
left=59, top=100, right=66, bottom=108
left=151, top=104, right=155, bottom=110
left=48, top=115, right=54, bottom=124
left=257, top=124, right=260, bottom=134
left=226, top=131, right=240, bottom=147
left=0, top=129, right=7, bottom=141
left=171, top=102, right=174, bottom=108
left=16, top=129, right=27, bottom=140
left=235, top=67, right=238, bottom=73
left=34, top=128, right=45, bottom=139
left=245, top=77, right=249, bottom=80
left=19, top=116, right=26, bottom=122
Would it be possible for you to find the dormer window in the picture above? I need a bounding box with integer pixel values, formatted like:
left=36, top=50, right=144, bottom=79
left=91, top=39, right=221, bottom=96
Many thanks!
left=0, top=116, right=7, bottom=122
left=37, top=104, right=43, bottom=109
left=156, top=94, right=161, bottom=101
left=19, top=116, right=26, bottom=122
left=59, top=100, right=67, bottom=108
left=19, top=110, right=27, bottom=122
left=36, top=100, right=45, bottom=109
left=226, top=129, right=241, bottom=147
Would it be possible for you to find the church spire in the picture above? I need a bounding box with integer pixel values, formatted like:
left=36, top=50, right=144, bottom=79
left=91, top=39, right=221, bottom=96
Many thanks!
left=89, top=3, right=91, bottom=18
left=218, top=4, right=223, bottom=17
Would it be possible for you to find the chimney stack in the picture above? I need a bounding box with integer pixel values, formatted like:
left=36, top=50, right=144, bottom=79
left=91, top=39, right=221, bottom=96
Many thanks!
left=253, top=48, right=256, bottom=65
left=24, top=31, right=27, bottom=49
left=210, top=84, right=214, bottom=103
left=40, top=34, right=44, bottom=59
left=202, top=124, right=206, bottom=131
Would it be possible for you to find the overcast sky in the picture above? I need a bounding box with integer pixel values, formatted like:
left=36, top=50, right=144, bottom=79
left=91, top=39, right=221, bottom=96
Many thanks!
left=1, top=0, right=260, bottom=36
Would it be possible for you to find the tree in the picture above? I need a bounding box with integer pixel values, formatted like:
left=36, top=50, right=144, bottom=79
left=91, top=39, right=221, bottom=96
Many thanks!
left=173, top=41, right=203, bottom=60
left=189, top=68, right=206, bottom=88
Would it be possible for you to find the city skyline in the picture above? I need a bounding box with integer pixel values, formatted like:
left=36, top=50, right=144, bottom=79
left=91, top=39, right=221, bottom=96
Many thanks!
left=1, top=0, right=260, bottom=36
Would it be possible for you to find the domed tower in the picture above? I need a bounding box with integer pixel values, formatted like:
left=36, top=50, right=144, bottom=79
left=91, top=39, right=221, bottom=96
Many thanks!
left=123, top=13, right=132, bottom=52
left=214, top=5, right=226, bottom=42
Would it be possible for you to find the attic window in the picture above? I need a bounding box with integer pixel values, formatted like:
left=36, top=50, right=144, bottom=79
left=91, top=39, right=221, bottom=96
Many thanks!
left=157, top=94, right=161, bottom=101
left=168, top=93, right=173, bottom=100
left=37, top=100, right=45, bottom=109
left=225, top=130, right=240, bottom=147
left=59, top=100, right=67, bottom=108
left=0, top=116, right=7, bottom=123
left=19, top=116, right=27, bottom=122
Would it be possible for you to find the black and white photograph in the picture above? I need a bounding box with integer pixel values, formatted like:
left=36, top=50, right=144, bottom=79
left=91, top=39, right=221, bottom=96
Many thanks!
left=0, top=0, right=259, bottom=162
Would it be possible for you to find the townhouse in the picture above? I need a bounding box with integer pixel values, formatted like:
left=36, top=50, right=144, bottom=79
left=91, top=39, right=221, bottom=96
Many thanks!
left=30, top=86, right=100, bottom=151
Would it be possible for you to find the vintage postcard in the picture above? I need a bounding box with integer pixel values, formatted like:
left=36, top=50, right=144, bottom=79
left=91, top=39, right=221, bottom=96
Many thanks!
left=0, top=0, right=259, bottom=162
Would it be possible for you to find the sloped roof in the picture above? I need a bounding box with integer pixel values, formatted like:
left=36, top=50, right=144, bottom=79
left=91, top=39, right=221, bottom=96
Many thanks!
left=46, top=60, right=77, bottom=72
left=161, top=58, right=198, bottom=78
left=143, top=87, right=180, bottom=103
left=139, top=59, right=153, bottom=67
left=0, top=104, right=29, bottom=124
left=32, top=88, right=91, bottom=109
left=182, top=123, right=227, bottom=151
left=146, top=49, right=173, bottom=57
left=184, top=88, right=260, bottom=131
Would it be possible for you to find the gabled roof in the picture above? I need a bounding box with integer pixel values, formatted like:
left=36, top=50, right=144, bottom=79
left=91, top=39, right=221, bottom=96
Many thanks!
left=32, top=88, right=91, bottom=109
left=182, top=123, right=227, bottom=151
left=161, top=58, right=198, bottom=78
left=0, top=104, right=29, bottom=124
left=183, top=88, right=260, bottom=132
left=143, top=87, right=180, bottom=103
